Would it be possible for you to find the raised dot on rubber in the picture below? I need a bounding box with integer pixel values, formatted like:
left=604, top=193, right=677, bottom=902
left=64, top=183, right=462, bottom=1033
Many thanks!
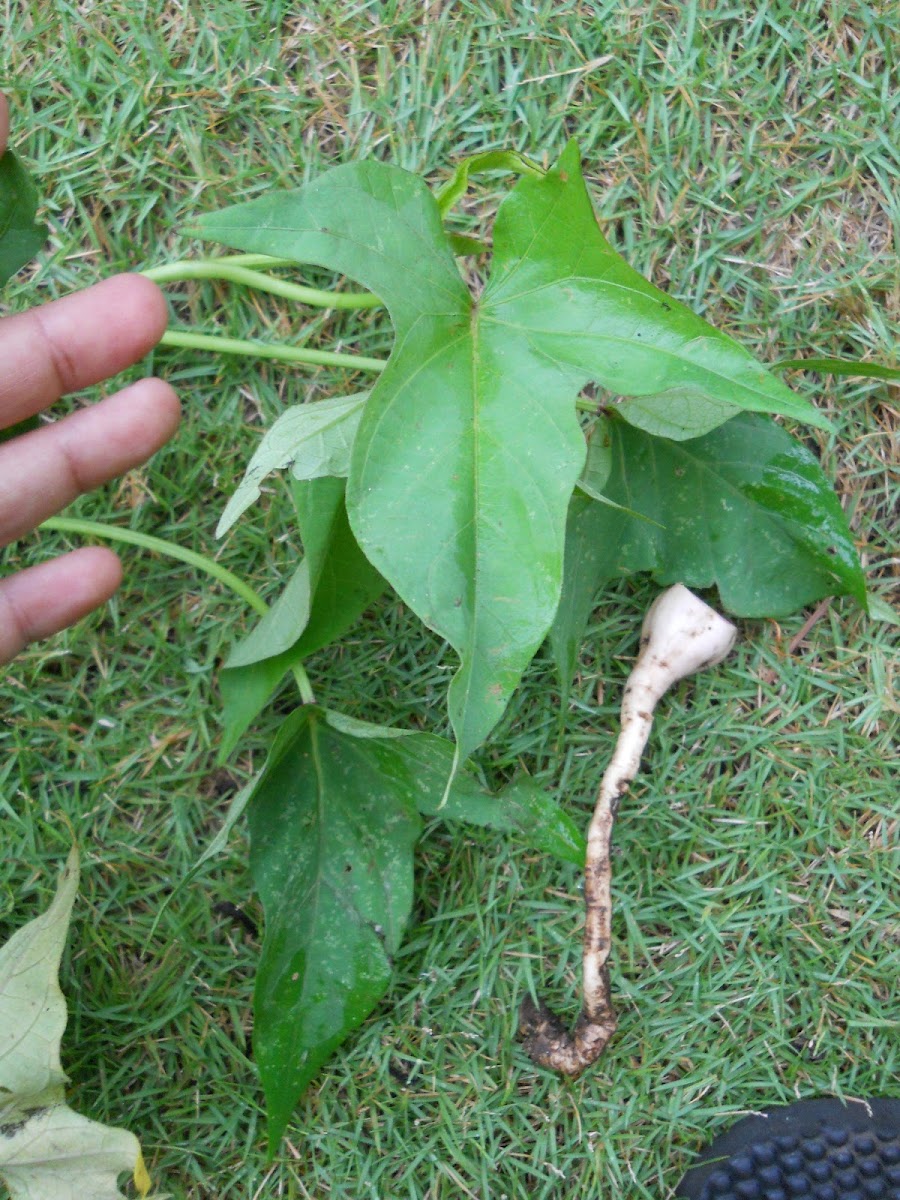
left=861, top=1177, right=887, bottom=1197
left=858, top=1157, right=882, bottom=1178
left=707, top=1167, right=734, bottom=1194
left=834, top=1168, right=860, bottom=1189
left=735, top=1179, right=761, bottom=1199
left=731, top=1154, right=755, bottom=1179
left=784, top=1171, right=811, bottom=1194
left=753, top=1143, right=778, bottom=1166
left=759, top=1164, right=783, bottom=1187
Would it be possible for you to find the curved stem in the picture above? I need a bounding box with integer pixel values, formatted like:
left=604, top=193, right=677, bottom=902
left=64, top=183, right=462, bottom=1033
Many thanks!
left=158, top=329, right=387, bottom=372
left=39, top=516, right=269, bottom=617
left=575, top=396, right=601, bottom=414
left=142, top=260, right=382, bottom=311
left=41, top=516, right=318, bottom=706
left=435, top=149, right=546, bottom=216
left=292, top=666, right=316, bottom=705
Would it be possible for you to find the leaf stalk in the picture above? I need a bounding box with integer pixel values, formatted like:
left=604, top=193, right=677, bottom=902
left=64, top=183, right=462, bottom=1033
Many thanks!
left=39, top=516, right=270, bottom=616
left=141, top=259, right=382, bottom=311
left=40, top=517, right=317, bottom=705
left=158, top=329, right=386, bottom=372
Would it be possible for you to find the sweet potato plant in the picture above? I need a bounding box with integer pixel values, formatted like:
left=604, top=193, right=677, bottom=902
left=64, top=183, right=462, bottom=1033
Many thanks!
left=7, top=139, right=891, bottom=1151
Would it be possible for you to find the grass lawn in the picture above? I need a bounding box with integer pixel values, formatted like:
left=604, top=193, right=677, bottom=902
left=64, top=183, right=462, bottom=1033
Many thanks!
left=1, top=2, right=898, bottom=1197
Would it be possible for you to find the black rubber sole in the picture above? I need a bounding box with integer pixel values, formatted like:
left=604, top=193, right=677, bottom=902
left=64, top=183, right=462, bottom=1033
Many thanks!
left=675, top=1096, right=900, bottom=1200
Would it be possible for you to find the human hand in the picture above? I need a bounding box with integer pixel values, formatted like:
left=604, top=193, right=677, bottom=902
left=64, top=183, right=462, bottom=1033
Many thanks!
left=0, top=93, right=180, bottom=663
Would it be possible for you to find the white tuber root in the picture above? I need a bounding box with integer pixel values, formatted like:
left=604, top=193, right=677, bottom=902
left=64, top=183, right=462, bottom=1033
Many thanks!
left=520, top=584, right=737, bottom=1075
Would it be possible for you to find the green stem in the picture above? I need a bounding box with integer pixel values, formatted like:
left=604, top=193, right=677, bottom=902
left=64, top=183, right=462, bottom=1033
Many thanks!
left=142, top=259, right=382, bottom=310
left=39, top=516, right=269, bottom=617
left=435, top=149, right=546, bottom=216
left=41, top=516, right=318, bottom=705
left=293, top=666, right=316, bottom=705
left=158, top=329, right=387, bottom=372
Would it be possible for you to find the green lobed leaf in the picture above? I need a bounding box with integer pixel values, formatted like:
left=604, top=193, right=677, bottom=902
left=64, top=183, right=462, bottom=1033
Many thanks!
left=196, top=143, right=828, bottom=767
left=0, top=149, right=45, bottom=288
left=572, top=423, right=651, bottom=521
left=548, top=491, right=616, bottom=697
left=482, top=777, right=586, bottom=867
left=448, top=232, right=490, bottom=256
left=322, top=712, right=585, bottom=865
left=549, top=411, right=866, bottom=688
left=216, top=392, right=368, bottom=538
left=441, top=772, right=588, bottom=868
left=225, top=559, right=312, bottom=671
left=245, top=703, right=586, bottom=1144
left=0, top=850, right=150, bottom=1200
left=247, top=707, right=423, bottom=1148
left=217, top=476, right=384, bottom=759
left=218, top=650, right=299, bottom=765
left=287, top=477, right=385, bottom=656
left=483, top=142, right=829, bottom=440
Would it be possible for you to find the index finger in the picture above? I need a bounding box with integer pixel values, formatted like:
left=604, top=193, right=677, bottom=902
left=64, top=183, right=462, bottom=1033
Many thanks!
left=0, top=273, right=170, bottom=427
